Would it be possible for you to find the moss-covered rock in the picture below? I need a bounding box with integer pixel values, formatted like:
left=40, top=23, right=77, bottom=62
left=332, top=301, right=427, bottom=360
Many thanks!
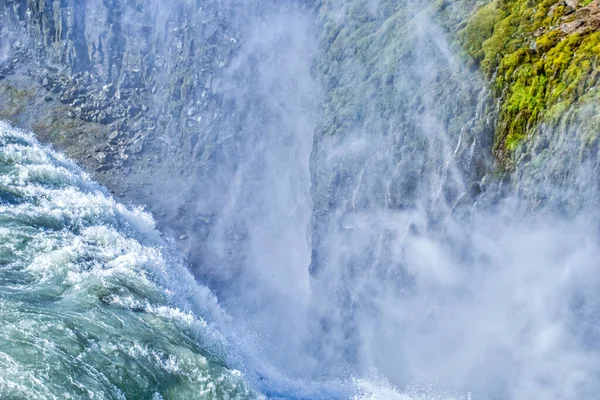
left=458, top=0, right=600, bottom=167
left=458, top=1, right=506, bottom=61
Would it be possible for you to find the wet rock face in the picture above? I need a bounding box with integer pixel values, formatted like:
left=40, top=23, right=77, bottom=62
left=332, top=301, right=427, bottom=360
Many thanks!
left=0, top=0, right=242, bottom=225
left=444, top=0, right=600, bottom=215
left=0, top=0, right=240, bottom=173
left=311, top=0, right=495, bottom=272
left=307, top=0, right=496, bottom=373
left=0, top=0, right=320, bottom=293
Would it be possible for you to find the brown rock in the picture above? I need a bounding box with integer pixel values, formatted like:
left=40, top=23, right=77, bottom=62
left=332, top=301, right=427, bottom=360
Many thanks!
left=560, top=19, right=585, bottom=33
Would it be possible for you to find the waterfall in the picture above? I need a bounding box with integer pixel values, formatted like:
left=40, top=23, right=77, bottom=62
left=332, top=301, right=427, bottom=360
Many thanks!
left=2, top=0, right=600, bottom=399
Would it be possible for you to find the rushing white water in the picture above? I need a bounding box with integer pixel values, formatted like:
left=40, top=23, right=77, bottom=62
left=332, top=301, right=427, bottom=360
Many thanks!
left=0, top=121, right=264, bottom=399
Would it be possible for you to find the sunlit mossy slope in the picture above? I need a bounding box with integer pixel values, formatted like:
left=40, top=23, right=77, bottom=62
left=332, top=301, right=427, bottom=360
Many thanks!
left=457, top=0, right=600, bottom=171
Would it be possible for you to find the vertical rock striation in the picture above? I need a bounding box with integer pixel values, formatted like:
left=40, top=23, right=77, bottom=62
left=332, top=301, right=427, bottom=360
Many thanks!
left=308, top=0, right=496, bottom=374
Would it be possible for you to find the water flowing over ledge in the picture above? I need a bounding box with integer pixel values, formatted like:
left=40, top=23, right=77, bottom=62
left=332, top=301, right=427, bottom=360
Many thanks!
left=0, top=121, right=263, bottom=399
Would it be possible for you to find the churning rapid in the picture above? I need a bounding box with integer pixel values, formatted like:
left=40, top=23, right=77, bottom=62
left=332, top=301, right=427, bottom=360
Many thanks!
left=3, top=0, right=600, bottom=399
left=0, top=122, right=261, bottom=399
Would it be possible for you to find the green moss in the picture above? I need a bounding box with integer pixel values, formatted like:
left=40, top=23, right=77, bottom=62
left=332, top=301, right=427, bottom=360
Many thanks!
left=458, top=1, right=506, bottom=61
left=582, top=0, right=594, bottom=6
left=536, top=30, right=564, bottom=53
left=458, top=0, right=600, bottom=166
left=481, top=16, right=517, bottom=75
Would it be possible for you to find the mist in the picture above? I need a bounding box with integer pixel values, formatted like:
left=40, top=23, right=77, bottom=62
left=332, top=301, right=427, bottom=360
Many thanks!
left=199, top=2, right=600, bottom=398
